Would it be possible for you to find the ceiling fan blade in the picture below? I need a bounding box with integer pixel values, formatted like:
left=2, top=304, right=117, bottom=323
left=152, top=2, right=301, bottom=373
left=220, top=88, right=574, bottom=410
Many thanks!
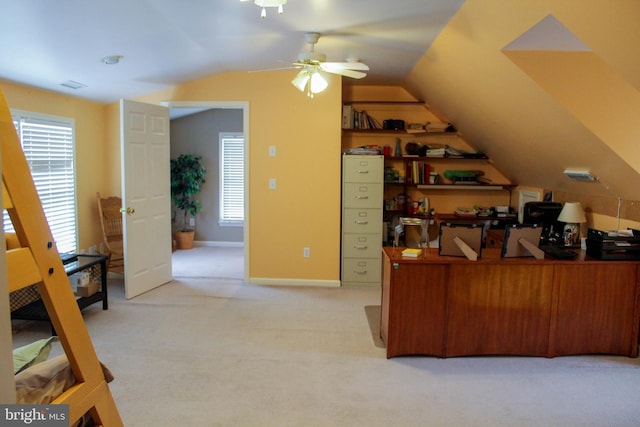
left=322, top=67, right=367, bottom=79
left=249, top=66, right=299, bottom=73
left=321, top=62, right=370, bottom=71
left=249, top=60, right=304, bottom=73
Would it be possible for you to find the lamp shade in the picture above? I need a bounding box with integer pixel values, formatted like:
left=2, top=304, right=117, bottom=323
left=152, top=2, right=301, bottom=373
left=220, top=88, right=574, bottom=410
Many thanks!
left=309, top=72, right=328, bottom=93
left=291, top=68, right=328, bottom=97
left=557, top=202, right=586, bottom=224
left=291, top=71, right=310, bottom=92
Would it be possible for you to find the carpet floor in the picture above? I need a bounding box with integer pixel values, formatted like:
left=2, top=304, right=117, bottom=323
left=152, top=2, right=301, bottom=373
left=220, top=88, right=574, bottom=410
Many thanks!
left=11, top=249, right=640, bottom=427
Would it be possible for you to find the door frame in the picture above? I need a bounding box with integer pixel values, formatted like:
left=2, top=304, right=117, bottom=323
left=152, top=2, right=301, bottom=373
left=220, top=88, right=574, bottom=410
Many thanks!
left=162, top=101, right=249, bottom=283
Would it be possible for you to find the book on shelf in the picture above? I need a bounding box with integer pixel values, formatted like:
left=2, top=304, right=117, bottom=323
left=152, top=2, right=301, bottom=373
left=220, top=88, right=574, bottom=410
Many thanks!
left=406, top=160, right=430, bottom=184
left=343, top=107, right=383, bottom=130
left=401, top=248, right=422, bottom=258
left=342, top=105, right=353, bottom=129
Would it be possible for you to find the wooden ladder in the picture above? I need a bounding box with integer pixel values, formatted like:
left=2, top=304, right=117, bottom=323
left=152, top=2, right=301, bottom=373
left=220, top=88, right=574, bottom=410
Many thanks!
left=1, top=89, right=123, bottom=426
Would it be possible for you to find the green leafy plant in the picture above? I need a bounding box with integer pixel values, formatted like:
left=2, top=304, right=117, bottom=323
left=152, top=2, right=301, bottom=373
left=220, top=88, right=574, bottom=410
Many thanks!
left=170, top=154, right=206, bottom=231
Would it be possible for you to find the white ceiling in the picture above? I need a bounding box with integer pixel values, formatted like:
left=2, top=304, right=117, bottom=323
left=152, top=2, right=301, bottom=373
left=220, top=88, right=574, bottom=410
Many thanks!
left=0, top=0, right=465, bottom=104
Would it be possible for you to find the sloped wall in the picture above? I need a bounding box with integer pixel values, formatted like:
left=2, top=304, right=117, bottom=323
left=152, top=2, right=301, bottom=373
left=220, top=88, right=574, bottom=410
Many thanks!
left=404, top=0, right=640, bottom=228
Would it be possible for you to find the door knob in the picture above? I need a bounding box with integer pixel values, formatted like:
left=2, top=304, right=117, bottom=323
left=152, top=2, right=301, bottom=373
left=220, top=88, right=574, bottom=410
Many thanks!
left=120, top=207, right=135, bottom=214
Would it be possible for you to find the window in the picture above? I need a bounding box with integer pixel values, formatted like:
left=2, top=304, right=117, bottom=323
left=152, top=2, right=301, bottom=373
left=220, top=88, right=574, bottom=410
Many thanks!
left=2, top=110, right=77, bottom=253
left=219, top=133, right=244, bottom=226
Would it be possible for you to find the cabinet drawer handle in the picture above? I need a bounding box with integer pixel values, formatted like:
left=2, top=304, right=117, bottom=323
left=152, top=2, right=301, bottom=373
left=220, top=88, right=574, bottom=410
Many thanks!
left=354, top=220, right=369, bottom=225
left=355, top=170, right=369, bottom=174
left=354, top=270, right=368, bottom=275
left=354, top=195, right=369, bottom=199
left=353, top=245, right=368, bottom=250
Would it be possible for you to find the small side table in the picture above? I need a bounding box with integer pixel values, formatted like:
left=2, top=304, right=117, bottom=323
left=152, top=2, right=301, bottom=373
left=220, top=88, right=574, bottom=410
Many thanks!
left=11, top=254, right=109, bottom=334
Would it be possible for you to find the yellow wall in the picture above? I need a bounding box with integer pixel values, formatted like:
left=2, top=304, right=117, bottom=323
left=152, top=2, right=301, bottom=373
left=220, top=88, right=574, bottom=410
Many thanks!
left=6, top=0, right=640, bottom=280
left=128, top=71, right=343, bottom=283
left=0, top=81, right=110, bottom=252
left=0, top=72, right=345, bottom=284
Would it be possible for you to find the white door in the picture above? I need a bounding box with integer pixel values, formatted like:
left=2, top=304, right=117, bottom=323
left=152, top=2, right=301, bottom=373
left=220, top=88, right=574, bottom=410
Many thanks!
left=120, top=99, right=172, bottom=299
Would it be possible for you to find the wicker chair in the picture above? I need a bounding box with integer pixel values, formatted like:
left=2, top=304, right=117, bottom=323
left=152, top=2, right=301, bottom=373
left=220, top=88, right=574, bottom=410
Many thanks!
left=97, top=192, right=124, bottom=274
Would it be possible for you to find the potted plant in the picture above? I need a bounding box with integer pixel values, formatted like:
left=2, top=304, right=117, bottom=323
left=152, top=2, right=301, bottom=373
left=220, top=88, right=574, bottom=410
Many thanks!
left=170, top=154, right=206, bottom=249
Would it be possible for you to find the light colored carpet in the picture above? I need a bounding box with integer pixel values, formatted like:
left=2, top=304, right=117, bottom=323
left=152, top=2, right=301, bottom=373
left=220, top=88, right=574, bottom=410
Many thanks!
left=172, top=246, right=244, bottom=280
left=11, top=250, right=640, bottom=427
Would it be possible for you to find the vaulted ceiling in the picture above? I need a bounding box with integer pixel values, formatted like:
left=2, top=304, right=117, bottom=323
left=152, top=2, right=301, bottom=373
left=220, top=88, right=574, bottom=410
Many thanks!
left=1, top=0, right=638, bottom=208
left=0, top=0, right=464, bottom=103
left=405, top=0, right=640, bottom=205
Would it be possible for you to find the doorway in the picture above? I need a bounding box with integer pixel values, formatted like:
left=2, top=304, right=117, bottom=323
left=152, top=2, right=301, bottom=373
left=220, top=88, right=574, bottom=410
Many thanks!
left=165, top=101, right=249, bottom=283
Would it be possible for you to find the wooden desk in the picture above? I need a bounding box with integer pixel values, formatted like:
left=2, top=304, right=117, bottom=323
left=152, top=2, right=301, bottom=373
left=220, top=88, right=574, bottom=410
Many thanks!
left=381, top=247, right=640, bottom=358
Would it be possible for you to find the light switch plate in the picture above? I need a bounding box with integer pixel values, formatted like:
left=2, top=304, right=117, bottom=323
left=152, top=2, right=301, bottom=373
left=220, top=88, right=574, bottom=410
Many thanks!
left=269, top=145, right=276, bottom=157
left=269, top=178, right=276, bottom=190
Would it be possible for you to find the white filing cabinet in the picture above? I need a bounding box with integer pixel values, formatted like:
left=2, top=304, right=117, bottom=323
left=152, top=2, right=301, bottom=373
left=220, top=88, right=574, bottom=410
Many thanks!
left=341, top=154, right=383, bottom=287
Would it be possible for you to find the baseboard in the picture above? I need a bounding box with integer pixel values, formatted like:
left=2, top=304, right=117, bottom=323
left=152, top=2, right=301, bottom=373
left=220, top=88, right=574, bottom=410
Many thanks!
left=193, top=240, right=244, bottom=248
left=248, top=277, right=341, bottom=288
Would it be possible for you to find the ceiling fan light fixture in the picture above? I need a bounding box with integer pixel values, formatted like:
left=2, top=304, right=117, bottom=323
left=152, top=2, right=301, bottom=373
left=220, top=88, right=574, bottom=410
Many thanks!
left=310, top=72, right=328, bottom=94
left=291, top=68, right=327, bottom=98
left=245, top=0, right=286, bottom=18
left=291, top=71, right=310, bottom=92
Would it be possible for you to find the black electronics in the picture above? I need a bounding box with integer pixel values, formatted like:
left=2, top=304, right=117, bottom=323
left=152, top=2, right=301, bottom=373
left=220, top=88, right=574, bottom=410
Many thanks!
left=541, top=245, right=578, bottom=259
left=522, top=201, right=563, bottom=245
left=383, top=119, right=405, bottom=130
left=586, top=228, right=640, bottom=260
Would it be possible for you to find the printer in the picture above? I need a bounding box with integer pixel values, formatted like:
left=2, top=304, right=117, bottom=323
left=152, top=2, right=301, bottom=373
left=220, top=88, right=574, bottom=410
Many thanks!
left=586, top=228, right=640, bottom=260
left=522, top=202, right=564, bottom=245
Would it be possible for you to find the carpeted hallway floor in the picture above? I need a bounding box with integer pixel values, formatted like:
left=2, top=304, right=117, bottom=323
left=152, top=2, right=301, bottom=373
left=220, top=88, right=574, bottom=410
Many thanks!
left=11, top=247, right=640, bottom=426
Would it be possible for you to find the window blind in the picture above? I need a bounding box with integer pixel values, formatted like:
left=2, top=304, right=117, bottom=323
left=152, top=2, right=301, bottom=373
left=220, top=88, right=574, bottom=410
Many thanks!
left=3, top=111, right=77, bottom=253
left=219, top=133, right=244, bottom=225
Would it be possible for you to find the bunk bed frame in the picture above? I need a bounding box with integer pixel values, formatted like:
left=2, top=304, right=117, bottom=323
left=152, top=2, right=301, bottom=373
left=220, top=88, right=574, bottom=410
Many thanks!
left=1, top=89, right=123, bottom=425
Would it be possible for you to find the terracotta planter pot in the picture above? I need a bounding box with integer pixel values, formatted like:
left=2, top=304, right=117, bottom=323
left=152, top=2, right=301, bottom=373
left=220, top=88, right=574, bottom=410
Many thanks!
left=175, top=230, right=195, bottom=250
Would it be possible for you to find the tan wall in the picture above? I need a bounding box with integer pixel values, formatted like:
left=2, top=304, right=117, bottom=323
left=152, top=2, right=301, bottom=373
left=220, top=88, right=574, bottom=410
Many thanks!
left=124, top=71, right=343, bottom=283
left=0, top=81, right=110, bottom=252
left=0, top=72, right=345, bottom=284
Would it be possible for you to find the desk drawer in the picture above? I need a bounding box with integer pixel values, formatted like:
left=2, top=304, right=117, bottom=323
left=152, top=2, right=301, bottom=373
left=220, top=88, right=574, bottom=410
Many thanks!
left=342, top=258, right=382, bottom=283
left=342, top=208, right=382, bottom=233
left=342, top=234, right=382, bottom=258
left=343, top=183, right=382, bottom=208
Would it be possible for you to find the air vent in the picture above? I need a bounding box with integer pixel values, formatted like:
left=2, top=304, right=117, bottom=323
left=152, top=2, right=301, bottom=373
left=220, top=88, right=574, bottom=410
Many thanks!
left=563, top=168, right=596, bottom=181
left=60, top=80, right=87, bottom=90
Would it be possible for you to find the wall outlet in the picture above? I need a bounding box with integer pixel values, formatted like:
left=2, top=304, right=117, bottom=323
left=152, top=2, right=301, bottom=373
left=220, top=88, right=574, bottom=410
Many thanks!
left=189, top=217, right=195, bottom=227
left=303, top=247, right=310, bottom=258
left=269, top=178, right=276, bottom=190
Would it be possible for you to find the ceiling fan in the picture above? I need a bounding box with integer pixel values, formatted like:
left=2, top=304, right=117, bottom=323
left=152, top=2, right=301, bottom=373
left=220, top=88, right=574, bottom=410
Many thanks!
left=289, top=32, right=369, bottom=97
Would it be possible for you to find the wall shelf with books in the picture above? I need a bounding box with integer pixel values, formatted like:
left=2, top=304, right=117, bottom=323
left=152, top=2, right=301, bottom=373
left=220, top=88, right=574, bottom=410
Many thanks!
left=342, top=100, right=453, bottom=135
left=382, top=153, right=514, bottom=231
left=341, top=93, right=514, bottom=248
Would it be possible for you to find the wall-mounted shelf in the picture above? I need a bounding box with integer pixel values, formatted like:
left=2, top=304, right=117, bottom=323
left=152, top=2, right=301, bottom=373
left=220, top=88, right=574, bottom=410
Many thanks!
left=417, top=184, right=511, bottom=191
left=342, top=129, right=459, bottom=136
left=343, top=101, right=427, bottom=106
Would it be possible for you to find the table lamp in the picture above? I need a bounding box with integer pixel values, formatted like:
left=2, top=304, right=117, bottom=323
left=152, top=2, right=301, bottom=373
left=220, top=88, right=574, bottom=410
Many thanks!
left=557, top=202, right=586, bottom=246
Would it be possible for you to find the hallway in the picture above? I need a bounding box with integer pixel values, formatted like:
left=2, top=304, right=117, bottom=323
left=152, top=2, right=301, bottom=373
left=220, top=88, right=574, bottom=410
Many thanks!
left=171, top=246, right=244, bottom=280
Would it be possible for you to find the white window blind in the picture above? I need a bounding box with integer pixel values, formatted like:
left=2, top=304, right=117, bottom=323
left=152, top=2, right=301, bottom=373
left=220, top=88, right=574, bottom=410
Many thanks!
left=219, top=133, right=244, bottom=226
left=3, top=110, right=77, bottom=253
